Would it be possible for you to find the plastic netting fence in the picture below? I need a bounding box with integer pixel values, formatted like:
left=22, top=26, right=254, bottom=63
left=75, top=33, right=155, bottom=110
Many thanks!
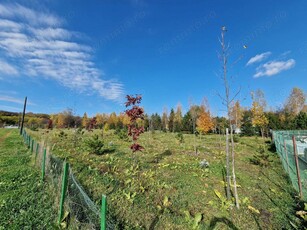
left=273, top=130, right=307, bottom=199
left=22, top=130, right=115, bottom=229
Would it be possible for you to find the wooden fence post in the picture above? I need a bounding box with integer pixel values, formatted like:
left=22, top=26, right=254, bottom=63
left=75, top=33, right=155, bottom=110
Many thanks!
left=292, top=135, right=303, bottom=198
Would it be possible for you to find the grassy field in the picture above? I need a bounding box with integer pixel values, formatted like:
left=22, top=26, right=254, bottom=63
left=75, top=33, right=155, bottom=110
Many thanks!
left=0, top=129, right=57, bottom=229
left=25, top=128, right=303, bottom=229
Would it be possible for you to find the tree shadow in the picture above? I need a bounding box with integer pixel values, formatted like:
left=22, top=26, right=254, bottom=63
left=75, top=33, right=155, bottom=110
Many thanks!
left=208, top=217, right=239, bottom=230
left=149, top=215, right=160, bottom=230
left=259, top=170, right=294, bottom=195
left=251, top=213, right=262, bottom=230
left=257, top=184, right=294, bottom=223
left=149, top=149, right=172, bottom=163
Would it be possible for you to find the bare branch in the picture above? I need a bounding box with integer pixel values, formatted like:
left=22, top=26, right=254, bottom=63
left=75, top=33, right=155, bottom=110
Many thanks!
left=229, top=87, right=242, bottom=104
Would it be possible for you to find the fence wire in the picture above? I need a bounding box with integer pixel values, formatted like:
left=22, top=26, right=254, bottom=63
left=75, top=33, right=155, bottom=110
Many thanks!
left=22, top=130, right=115, bottom=229
left=273, top=130, right=307, bottom=199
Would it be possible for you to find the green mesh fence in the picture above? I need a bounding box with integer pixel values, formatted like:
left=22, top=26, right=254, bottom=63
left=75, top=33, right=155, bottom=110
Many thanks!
left=273, top=130, right=307, bottom=199
left=22, top=130, right=113, bottom=229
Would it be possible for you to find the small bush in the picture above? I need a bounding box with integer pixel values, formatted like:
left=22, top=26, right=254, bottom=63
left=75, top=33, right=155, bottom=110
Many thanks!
left=58, top=130, right=67, bottom=138
left=115, top=128, right=129, bottom=141
left=176, top=132, right=184, bottom=143
left=233, top=135, right=240, bottom=143
left=85, top=134, right=115, bottom=155
left=250, top=145, right=272, bottom=167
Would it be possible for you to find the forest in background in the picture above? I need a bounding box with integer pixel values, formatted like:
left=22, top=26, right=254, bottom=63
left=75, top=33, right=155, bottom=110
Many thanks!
left=1, top=87, right=307, bottom=137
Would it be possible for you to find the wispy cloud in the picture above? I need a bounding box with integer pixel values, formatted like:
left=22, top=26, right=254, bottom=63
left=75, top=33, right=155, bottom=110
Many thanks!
left=0, top=105, right=21, bottom=112
left=246, top=52, right=271, bottom=66
left=0, top=3, right=124, bottom=101
left=0, top=3, right=61, bottom=26
left=0, top=95, right=35, bottom=105
left=0, top=60, right=18, bottom=75
left=254, top=59, right=295, bottom=78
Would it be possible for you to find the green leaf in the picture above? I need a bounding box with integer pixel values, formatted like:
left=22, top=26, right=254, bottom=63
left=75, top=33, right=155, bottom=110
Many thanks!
left=194, top=213, right=202, bottom=223
left=192, top=213, right=202, bottom=229
left=183, top=210, right=191, bottom=221
left=163, top=195, right=171, bottom=207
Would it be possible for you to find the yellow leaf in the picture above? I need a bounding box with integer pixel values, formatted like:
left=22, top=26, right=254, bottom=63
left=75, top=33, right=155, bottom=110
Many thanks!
left=248, top=205, right=260, bottom=214
left=214, top=189, right=222, bottom=200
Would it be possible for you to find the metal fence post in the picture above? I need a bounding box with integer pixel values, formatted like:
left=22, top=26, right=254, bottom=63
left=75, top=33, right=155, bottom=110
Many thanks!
left=292, top=135, right=303, bottom=198
left=31, top=139, right=34, bottom=152
left=101, top=195, right=107, bottom=230
left=58, top=162, right=69, bottom=224
left=41, top=148, right=46, bottom=182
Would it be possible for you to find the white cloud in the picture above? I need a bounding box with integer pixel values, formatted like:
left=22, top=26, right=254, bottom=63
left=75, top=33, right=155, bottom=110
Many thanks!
left=0, top=3, right=124, bottom=101
left=0, top=3, right=61, bottom=26
left=246, top=52, right=271, bottom=66
left=0, top=105, right=21, bottom=112
left=254, top=59, right=295, bottom=78
left=0, top=60, right=18, bottom=75
left=0, top=95, right=35, bottom=106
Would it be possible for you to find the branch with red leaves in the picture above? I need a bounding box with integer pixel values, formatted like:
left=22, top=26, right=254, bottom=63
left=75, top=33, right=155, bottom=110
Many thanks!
left=125, top=94, right=145, bottom=152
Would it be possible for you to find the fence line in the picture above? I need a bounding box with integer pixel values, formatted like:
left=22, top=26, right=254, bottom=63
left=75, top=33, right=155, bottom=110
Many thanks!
left=21, top=129, right=111, bottom=229
left=273, top=130, right=307, bottom=199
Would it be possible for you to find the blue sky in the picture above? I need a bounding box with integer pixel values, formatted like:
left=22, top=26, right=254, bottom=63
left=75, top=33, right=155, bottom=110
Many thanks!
left=0, top=0, right=306, bottom=116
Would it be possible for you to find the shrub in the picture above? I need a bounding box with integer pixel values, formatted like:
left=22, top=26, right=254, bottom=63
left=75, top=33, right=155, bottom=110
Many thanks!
left=250, top=145, right=272, bottom=167
left=115, top=128, right=129, bottom=141
left=85, top=134, right=115, bottom=155
left=58, top=130, right=67, bottom=138
left=175, top=132, right=184, bottom=143
left=233, top=135, right=240, bottom=143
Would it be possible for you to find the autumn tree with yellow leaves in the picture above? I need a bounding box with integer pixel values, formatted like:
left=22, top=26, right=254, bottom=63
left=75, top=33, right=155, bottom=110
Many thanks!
left=251, top=90, right=268, bottom=138
left=196, top=109, right=214, bottom=134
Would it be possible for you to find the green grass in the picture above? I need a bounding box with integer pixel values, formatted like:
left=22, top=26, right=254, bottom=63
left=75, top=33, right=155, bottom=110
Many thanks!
left=26, top=128, right=303, bottom=229
left=0, top=129, right=57, bottom=229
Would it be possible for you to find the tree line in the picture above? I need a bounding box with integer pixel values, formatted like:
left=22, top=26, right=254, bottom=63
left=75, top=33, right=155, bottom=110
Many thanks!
left=0, top=87, right=306, bottom=135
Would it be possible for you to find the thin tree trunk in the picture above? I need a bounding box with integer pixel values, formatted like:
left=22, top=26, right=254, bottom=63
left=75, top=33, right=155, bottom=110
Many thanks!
left=230, top=125, right=239, bottom=208
left=220, top=28, right=239, bottom=208
left=226, top=128, right=231, bottom=200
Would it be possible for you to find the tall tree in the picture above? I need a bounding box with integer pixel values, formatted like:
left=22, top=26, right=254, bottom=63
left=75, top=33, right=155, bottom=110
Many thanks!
left=218, top=26, right=240, bottom=208
left=168, top=109, right=175, bottom=132
left=294, top=112, right=307, bottom=129
left=284, top=87, right=306, bottom=116
left=108, top=112, right=118, bottom=129
left=197, top=109, right=214, bottom=134
left=251, top=90, right=269, bottom=138
left=82, top=112, right=89, bottom=128
left=57, top=113, right=66, bottom=128
left=161, top=107, right=168, bottom=132
left=182, top=111, right=193, bottom=133
left=229, top=100, right=242, bottom=131
left=150, top=113, right=162, bottom=130
left=174, top=103, right=183, bottom=132
left=241, top=110, right=257, bottom=136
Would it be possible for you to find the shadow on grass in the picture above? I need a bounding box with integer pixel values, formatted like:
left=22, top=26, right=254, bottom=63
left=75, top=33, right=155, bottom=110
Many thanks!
left=149, top=215, right=160, bottom=230
left=259, top=170, right=294, bottom=195
left=257, top=184, right=294, bottom=223
left=208, top=217, right=239, bottom=230
left=149, top=149, right=172, bottom=163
